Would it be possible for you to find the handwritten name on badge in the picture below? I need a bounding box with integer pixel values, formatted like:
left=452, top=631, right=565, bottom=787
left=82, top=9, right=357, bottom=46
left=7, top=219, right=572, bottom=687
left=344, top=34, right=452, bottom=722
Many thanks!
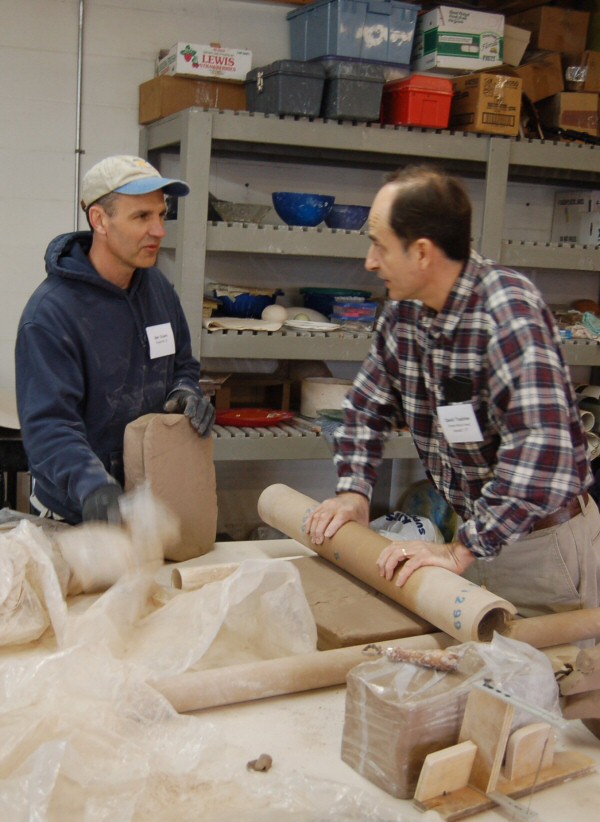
left=146, top=323, right=175, bottom=359
left=437, top=403, right=483, bottom=444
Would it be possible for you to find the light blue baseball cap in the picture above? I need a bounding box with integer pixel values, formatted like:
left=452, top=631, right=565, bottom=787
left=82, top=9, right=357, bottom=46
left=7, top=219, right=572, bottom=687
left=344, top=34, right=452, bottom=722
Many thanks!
left=81, top=154, right=189, bottom=210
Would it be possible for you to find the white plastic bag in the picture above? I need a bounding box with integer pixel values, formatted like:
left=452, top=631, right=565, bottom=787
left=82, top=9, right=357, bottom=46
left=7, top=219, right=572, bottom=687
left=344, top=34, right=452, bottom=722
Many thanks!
left=370, top=510, right=444, bottom=543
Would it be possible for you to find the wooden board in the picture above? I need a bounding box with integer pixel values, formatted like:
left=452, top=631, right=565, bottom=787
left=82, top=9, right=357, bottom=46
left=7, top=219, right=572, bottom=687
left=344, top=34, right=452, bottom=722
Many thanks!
left=414, top=750, right=597, bottom=820
left=291, top=556, right=434, bottom=649
left=458, top=687, right=515, bottom=793
left=414, top=741, right=477, bottom=802
left=503, top=723, right=555, bottom=781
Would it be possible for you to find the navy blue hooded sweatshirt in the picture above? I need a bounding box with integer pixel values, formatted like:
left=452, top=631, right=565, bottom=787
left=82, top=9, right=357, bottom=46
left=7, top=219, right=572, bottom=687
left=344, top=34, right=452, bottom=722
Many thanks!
left=15, top=231, right=202, bottom=523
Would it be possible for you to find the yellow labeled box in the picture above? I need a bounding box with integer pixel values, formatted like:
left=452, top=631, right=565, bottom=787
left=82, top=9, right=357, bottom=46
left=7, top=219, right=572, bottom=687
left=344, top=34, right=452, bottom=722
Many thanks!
left=450, top=73, right=522, bottom=136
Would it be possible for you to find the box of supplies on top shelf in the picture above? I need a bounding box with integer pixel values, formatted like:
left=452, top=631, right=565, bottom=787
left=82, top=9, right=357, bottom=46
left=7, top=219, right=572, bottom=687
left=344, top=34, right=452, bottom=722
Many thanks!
left=411, top=6, right=504, bottom=74
left=551, top=190, right=600, bottom=246
left=287, top=0, right=421, bottom=66
left=156, top=42, right=252, bottom=81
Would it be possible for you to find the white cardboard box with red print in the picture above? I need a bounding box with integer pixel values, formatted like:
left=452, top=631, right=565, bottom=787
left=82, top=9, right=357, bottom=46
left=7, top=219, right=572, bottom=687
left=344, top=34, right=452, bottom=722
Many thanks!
left=156, top=42, right=252, bottom=81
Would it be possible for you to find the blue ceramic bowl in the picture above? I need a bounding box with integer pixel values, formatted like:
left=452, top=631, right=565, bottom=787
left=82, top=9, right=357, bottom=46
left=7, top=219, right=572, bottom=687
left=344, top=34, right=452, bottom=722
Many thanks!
left=324, top=204, right=370, bottom=231
left=272, top=192, right=335, bottom=227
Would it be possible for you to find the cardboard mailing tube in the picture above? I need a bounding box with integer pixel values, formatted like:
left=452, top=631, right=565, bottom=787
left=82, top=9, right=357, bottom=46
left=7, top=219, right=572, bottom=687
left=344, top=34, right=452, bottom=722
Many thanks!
left=502, top=608, right=600, bottom=648
left=154, top=632, right=454, bottom=713
left=257, top=484, right=517, bottom=643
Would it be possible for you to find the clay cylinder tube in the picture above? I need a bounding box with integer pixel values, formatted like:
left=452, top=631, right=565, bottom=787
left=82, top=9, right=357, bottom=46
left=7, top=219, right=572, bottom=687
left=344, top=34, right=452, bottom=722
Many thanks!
left=502, top=608, right=600, bottom=648
left=155, top=632, right=454, bottom=713
left=257, top=484, right=516, bottom=643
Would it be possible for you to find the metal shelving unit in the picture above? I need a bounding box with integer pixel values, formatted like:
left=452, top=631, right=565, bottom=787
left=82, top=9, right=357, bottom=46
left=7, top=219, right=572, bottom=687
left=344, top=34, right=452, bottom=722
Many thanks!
left=140, top=108, right=600, bottom=459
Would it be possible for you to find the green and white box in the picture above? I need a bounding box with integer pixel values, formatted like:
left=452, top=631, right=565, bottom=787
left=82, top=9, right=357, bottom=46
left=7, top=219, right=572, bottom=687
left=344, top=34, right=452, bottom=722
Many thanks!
left=412, top=6, right=504, bottom=74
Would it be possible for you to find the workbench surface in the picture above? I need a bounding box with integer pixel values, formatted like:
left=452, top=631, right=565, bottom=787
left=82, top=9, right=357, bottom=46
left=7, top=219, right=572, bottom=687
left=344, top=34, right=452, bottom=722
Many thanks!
left=156, top=540, right=600, bottom=821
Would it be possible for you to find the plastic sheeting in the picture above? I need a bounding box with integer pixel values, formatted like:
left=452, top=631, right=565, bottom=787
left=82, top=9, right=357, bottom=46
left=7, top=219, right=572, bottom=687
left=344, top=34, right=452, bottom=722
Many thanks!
left=0, top=490, right=394, bottom=820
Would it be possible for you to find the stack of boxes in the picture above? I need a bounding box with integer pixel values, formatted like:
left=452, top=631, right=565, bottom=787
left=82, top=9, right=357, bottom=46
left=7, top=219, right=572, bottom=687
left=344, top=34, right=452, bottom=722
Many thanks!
left=138, top=3, right=598, bottom=142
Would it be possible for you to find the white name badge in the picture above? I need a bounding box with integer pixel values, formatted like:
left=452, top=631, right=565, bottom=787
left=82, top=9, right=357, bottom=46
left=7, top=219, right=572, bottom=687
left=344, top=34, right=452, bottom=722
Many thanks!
left=146, top=322, right=176, bottom=359
left=437, top=403, right=484, bottom=444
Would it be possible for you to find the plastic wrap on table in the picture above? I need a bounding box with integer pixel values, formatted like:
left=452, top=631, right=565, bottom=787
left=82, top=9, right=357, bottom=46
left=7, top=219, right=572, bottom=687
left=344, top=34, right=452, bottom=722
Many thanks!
left=341, top=634, right=560, bottom=799
left=0, top=556, right=319, bottom=818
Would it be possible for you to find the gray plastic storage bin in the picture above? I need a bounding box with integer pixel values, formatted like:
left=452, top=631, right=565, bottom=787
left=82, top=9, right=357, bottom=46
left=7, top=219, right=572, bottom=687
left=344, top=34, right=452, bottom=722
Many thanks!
left=288, top=0, right=420, bottom=66
left=321, top=60, right=385, bottom=121
left=245, top=60, right=325, bottom=117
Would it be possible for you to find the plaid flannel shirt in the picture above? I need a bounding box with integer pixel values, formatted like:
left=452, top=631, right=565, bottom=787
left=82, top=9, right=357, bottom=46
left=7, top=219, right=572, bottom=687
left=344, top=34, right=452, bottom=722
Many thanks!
left=334, top=251, right=591, bottom=557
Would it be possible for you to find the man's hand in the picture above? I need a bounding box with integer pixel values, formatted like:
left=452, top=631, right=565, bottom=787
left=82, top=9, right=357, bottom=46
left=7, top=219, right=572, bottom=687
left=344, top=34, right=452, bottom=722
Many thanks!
left=306, top=492, right=370, bottom=545
left=377, top=539, right=476, bottom=587
left=82, top=483, right=123, bottom=526
left=163, top=389, right=215, bottom=437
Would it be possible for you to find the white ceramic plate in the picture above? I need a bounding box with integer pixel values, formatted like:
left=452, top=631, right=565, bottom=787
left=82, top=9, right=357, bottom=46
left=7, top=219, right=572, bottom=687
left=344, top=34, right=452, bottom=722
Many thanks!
left=284, top=320, right=341, bottom=331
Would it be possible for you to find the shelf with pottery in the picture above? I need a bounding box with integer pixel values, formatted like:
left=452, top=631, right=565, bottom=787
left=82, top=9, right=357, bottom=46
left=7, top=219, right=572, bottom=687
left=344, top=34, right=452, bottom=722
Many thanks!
left=142, top=109, right=600, bottom=469
left=142, top=109, right=600, bottom=365
left=163, top=224, right=600, bottom=272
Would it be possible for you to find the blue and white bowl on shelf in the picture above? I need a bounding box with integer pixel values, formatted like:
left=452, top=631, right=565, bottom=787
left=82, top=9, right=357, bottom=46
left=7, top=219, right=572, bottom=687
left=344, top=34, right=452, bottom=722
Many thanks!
left=272, top=191, right=335, bottom=227
left=324, top=204, right=370, bottom=230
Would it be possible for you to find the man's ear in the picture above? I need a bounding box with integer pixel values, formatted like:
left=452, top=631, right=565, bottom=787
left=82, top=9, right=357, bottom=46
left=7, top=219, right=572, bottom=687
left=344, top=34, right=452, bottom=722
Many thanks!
left=88, top=204, right=108, bottom=234
left=413, top=237, right=434, bottom=267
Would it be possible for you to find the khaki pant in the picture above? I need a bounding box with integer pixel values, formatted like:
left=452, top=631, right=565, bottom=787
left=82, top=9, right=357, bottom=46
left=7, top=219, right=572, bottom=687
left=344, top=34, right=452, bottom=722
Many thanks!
left=463, top=496, right=600, bottom=618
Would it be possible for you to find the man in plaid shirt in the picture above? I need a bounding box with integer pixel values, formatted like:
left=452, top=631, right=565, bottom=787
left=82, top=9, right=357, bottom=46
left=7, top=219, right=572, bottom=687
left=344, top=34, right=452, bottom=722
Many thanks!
left=307, top=165, right=600, bottom=616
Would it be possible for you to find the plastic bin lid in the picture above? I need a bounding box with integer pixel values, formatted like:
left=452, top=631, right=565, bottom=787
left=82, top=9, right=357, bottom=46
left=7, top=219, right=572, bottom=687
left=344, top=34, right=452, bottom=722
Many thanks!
left=385, top=75, right=454, bottom=93
left=321, top=60, right=385, bottom=82
left=287, top=0, right=420, bottom=20
left=246, top=60, right=325, bottom=81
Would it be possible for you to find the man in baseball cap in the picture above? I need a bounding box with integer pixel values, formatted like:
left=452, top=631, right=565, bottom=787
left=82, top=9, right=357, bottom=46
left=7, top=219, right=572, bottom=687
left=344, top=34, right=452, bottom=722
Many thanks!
left=15, top=155, right=214, bottom=527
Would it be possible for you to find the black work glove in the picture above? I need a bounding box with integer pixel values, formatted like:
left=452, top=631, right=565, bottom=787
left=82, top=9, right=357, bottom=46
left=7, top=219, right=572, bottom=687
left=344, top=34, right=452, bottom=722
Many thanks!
left=82, top=483, right=124, bottom=526
left=163, top=389, right=215, bottom=437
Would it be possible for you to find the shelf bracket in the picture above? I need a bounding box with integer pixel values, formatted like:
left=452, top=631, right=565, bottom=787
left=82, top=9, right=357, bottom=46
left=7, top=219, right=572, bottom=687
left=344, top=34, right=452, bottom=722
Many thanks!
left=480, top=137, right=511, bottom=262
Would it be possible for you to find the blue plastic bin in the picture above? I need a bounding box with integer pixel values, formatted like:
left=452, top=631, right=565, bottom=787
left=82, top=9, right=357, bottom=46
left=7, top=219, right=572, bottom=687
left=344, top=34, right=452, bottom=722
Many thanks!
left=288, top=0, right=420, bottom=66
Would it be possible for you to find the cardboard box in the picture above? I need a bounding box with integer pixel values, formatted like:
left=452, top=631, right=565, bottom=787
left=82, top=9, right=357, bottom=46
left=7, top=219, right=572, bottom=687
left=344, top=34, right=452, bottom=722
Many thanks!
left=551, top=190, right=600, bottom=245
left=450, top=73, right=522, bottom=136
left=139, top=76, right=246, bottom=125
left=564, top=51, right=600, bottom=93
left=538, top=92, right=599, bottom=138
left=507, top=6, right=590, bottom=55
left=156, top=42, right=252, bottom=81
left=412, top=6, right=504, bottom=74
left=514, top=51, right=563, bottom=103
left=503, top=24, right=530, bottom=67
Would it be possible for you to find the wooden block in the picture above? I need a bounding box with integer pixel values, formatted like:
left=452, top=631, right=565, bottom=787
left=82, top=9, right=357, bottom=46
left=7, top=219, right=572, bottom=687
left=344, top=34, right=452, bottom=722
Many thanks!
left=559, top=667, right=600, bottom=695
left=291, top=556, right=434, bottom=649
left=563, top=688, right=600, bottom=719
left=415, top=750, right=596, bottom=820
left=458, top=688, right=514, bottom=793
left=414, top=740, right=477, bottom=802
left=503, top=722, right=555, bottom=781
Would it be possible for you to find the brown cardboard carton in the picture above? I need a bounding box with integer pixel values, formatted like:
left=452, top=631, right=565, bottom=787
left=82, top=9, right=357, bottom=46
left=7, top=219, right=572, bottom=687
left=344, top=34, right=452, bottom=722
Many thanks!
left=450, top=73, right=522, bottom=137
left=515, top=51, right=563, bottom=103
left=503, top=24, right=531, bottom=67
left=507, top=6, right=590, bottom=54
left=564, top=51, right=600, bottom=94
left=139, top=75, right=246, bottom=124
left=537, top=92, right=599, bottom=137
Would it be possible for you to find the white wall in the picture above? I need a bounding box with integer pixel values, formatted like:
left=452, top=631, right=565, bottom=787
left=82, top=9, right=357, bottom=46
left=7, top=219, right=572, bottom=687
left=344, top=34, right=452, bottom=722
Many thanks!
left=1, top=0, right=290, bottom=391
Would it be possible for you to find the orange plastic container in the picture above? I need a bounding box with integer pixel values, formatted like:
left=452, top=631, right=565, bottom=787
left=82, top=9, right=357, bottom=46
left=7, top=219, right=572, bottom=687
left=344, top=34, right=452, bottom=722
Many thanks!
left=381, top=75, right=453, bottom=128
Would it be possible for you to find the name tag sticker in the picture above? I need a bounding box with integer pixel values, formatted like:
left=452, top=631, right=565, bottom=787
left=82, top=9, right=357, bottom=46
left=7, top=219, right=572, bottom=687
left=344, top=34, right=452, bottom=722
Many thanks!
left=437, top=403, right=483, bottom=444
left=146, top=322, right=176, bottom=359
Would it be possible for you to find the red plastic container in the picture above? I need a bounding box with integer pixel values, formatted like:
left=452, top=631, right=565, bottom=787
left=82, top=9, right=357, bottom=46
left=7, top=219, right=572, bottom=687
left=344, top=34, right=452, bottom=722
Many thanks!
left=381, top=75, right=453, bottom=129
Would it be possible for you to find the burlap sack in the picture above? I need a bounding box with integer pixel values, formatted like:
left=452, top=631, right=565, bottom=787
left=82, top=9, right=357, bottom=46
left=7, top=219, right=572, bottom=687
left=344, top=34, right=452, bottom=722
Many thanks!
left=124, top=413, right=217, bottom=561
